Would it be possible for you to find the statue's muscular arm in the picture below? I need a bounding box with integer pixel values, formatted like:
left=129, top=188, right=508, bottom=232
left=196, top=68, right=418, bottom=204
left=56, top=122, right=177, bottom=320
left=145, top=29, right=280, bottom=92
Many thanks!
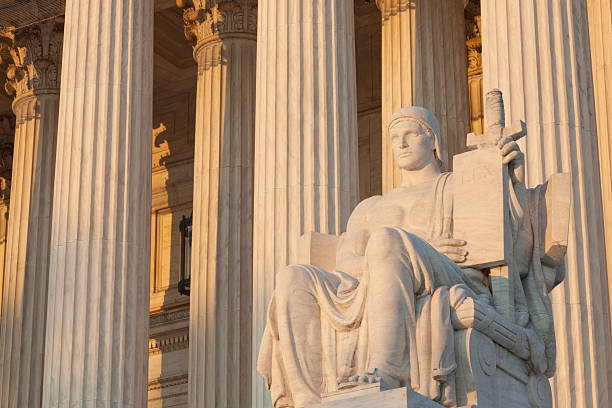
left=334, top=195, right=382, bottom=276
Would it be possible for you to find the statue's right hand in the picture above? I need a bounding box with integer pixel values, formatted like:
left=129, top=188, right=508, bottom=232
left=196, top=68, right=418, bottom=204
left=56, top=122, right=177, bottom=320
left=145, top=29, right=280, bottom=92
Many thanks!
left=429, top=238, right=468, bottom=263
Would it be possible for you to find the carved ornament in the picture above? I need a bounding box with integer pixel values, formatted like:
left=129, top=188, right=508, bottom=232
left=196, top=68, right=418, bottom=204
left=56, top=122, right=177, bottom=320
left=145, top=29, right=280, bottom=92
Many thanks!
left=375, top=0, right=412, bottom=21
left=466, top=15, right=482, bottom=75
left=177, top=0, right=257, bottom=47
left=0, top=18, right=63, bottom=101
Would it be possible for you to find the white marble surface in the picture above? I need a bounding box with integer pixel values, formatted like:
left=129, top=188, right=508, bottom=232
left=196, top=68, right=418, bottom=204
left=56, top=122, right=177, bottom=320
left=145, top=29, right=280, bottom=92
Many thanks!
left=252, top=1, right=360, bottom=407
left=482, top=0, right=612, bottom=405
left=180, top=1, right=257, bottom=407
left=42, top=1, right=153, bottom=406
left=258, top=105, right=565, bottom=408
left=587, top=0, right=612, bottom=337
left=0, top=19, right=62, bottom=408
left=376, top=0, right=469, bottom=192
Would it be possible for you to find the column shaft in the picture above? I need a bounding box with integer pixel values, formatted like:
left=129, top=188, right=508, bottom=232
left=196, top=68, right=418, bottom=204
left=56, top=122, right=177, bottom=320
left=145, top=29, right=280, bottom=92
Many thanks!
left=252, top=1, right=359, bottom=406
left=42, top=1, right=153, bottom=406
left=180, top=1, right=257, bottom=407
left=377, top=0, right=469, bottom=192
left=0, top=20, right=62, bottom=408
left=587, top=0, right=612, bottom=334
left=482, top=0, right=612, bottom=405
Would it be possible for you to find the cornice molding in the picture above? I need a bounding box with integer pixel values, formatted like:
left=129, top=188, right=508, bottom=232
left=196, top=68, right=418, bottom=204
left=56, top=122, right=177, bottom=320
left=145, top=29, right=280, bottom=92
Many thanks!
left=149, top=333, right=189, bottom=355
left=148, top=373, right=189, bottom=391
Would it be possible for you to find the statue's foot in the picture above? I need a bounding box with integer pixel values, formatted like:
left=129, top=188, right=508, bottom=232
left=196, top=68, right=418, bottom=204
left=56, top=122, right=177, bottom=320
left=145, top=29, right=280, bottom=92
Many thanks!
left=337, top=368, right=397, bottom=391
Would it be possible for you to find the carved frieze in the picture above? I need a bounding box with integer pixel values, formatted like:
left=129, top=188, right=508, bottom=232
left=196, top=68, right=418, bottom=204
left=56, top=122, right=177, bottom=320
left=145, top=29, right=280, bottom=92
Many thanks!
left=177, top=0, right=257, bottom=46
left=0, top=18, right=63, bottom=101
left=150, top=307, right=190, bottom=328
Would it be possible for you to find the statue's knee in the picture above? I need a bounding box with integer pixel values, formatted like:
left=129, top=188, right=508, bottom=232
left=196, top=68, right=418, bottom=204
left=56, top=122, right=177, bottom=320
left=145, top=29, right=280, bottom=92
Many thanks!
left=275, top=265, right=310, bottom=299
left=366, top=227, right=403, bottom=260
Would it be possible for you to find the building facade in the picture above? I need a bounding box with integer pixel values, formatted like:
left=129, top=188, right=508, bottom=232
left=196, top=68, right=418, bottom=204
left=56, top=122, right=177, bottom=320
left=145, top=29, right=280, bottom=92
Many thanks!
left=0, top=0, right=610, bottom=407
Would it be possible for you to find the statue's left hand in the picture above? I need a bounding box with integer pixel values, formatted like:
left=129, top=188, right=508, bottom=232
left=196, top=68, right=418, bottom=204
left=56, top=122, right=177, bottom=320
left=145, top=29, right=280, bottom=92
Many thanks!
left=498, top=135, right=525, bottom=186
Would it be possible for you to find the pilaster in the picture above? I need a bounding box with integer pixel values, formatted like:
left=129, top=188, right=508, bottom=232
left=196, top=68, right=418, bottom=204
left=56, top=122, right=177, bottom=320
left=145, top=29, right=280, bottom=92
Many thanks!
left=0, top=18, right=62, bottom=408
left=482, top=0, right=612, bottom=405
left=177, top=0, right=257, bottom=407
left=376, top=0, right=470, bottom=192
left=42, top=1, right=153, bottom=406
left=252, top=1, right=359, bottom=406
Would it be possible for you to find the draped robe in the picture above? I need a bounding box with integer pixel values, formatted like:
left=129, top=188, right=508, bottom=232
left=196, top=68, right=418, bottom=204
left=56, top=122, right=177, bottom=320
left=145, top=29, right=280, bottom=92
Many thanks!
left=257, top=172, right=562, bottom=408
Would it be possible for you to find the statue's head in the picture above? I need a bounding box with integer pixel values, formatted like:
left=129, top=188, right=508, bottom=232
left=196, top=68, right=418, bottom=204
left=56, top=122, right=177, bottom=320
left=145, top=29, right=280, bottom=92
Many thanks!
left=387, top=106, right=444, bottom=171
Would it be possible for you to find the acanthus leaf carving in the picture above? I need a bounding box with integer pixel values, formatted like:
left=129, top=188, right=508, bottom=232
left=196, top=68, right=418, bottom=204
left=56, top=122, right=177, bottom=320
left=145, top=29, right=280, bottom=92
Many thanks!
left=1, top=18, right=63, bottom=101
left=179, top=0, right=257, bottom=47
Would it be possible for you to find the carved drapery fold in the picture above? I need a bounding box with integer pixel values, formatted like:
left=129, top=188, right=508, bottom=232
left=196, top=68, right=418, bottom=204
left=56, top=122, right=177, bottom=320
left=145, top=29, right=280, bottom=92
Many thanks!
left=482, top=0, right=612, bottom=405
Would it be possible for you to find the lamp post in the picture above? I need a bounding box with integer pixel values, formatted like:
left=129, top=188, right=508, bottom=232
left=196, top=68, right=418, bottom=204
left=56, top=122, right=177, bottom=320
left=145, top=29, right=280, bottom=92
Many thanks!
left=178, top=213, right=192, bottom=296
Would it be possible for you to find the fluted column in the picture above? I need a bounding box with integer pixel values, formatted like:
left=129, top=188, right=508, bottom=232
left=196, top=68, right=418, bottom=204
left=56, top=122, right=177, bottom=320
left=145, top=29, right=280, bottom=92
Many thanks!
left=587, top=0, right=612, bottom=333
left=0, top=115, right=14, bottom=325
left=252, top=1, right=359, bottom=406
left=0, top=20, right=62, bottom=408
left=482, top=1, right=612, bottom=406
left=42, top=1, right=153, bottom=407
left=178, top=1, right=257, bottom=407
left=376, top=0, right=469, bottom=192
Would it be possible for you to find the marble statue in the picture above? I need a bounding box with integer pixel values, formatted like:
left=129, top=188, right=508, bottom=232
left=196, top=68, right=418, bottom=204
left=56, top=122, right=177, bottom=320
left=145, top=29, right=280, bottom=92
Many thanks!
left=257, top=92, right=567, bottom=408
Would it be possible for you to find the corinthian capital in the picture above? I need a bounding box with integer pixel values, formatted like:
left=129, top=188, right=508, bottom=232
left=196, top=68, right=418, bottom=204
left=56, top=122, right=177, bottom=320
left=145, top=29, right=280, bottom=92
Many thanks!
left=0, top=17, right=64, bottom=100
left=177, top=0, right=257, bottom=45
left=375, top=0, right=412, bottom=20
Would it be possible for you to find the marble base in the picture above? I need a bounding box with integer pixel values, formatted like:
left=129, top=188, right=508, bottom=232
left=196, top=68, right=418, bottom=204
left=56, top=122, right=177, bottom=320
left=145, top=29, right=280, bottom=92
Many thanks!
left=308, top=384, right=444, bottom=408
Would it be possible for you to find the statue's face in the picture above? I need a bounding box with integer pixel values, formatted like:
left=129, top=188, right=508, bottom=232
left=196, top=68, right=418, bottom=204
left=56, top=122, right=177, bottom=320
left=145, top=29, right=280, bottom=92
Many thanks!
left=389, top=120, right=435, bottom=171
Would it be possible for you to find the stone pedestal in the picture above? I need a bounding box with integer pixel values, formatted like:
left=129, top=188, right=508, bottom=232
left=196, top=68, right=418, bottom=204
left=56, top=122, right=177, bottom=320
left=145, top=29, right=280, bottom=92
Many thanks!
left=307, top=385, right=443, bottom=408
left=376, top=0, right=470, bottom=192
left=41, top=1, right=153, bottom=406
left=0, top=20, right=62, bottom=408
left=482, top=0, right=612, bottom=405
left=252, top=1, right=359, bottom=406
left=587, top=0, right=612, bottom=332
left=179, top=1, right=257, bottom=407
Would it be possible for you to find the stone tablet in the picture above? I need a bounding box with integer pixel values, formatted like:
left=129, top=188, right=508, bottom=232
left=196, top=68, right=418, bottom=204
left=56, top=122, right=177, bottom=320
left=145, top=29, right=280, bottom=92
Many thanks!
left=453, top=148, right=511, bottom=268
